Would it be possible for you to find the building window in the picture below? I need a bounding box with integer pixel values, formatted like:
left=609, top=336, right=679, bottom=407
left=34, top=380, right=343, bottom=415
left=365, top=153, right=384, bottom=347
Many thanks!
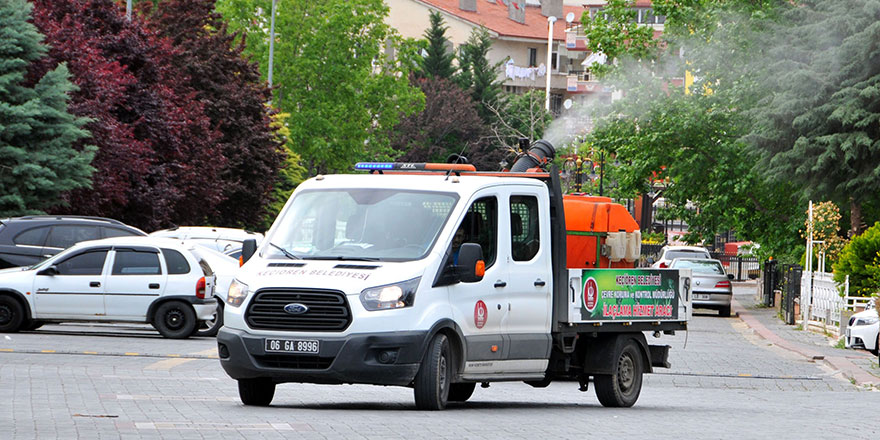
left=528, top=48, right=537, bottom=67
left=551, top=51, right=558, bottom=70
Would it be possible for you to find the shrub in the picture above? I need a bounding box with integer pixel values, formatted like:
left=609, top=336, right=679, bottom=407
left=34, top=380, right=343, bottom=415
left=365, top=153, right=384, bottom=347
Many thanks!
left=833, top=222, right=880, bottom=296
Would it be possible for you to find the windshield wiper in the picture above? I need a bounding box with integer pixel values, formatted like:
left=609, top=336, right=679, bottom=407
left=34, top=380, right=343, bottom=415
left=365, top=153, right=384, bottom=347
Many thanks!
left=267, top=242, right=301, bottom=260
left=303, top=256, right=380, bottom=261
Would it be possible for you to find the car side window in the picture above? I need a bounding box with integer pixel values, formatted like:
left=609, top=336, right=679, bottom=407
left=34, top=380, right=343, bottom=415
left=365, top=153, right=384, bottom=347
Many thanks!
left=112, top=250, right=162, bottom=275
left=14, top=227, right=50, bottom=246
left=103, top=227, right=138, bottom=238
left=46, top=225, right=100, bottom=249
left=510, top=195, right=540, bottom=261
left=56, top=251, right=108, bottom=276
left=161, top=249, right=191, bottom=275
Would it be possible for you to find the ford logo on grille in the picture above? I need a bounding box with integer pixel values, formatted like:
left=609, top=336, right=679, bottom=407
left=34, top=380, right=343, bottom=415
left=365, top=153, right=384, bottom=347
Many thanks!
left=283, top=303, right=309, bottom=315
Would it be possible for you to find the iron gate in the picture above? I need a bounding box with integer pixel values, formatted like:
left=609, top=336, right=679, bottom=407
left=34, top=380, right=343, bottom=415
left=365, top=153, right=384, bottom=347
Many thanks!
left=781, top=264, right=802, bottom=325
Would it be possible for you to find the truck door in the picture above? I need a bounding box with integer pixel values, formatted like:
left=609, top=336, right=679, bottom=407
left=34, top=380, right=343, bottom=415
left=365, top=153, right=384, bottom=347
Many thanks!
left=448, top=195, right=508, bottom=364
left=504, top=192, right=553, bottom=362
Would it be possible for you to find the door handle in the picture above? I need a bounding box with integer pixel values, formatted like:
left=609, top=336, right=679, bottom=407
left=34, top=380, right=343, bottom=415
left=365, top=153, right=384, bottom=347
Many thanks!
left=534, top=279, right=546, bottom=287
left=494, top=281, right=507, bottom=288
left=149, top=283, right=160, bottom=289
left=90, top=281, right=101, bottom=288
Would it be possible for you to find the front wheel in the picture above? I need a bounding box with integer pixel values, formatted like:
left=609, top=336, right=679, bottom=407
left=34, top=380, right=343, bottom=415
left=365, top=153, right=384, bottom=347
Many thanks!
left=153, top=301, right=196, bottom=339
left=0, top=296, right=24, bottom=333
left=594, top=339, right=644, bottom=408
left=413, top=334, right=451, bottom=410
left=238, top=378, right=275, bottom=406
left=196, top=301, right=223, bottom=337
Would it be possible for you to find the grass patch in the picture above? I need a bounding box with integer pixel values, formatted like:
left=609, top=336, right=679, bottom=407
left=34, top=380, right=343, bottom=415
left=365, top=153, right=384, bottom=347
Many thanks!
left=834, top=338, right=845, bottom=349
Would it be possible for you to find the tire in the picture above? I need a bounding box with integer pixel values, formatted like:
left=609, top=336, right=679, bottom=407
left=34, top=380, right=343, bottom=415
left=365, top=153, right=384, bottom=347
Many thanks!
left=594, top=339, right=644, bottom=408
left=238, top=378, right=275, bottom=406
left=196, top=301, right=223, bottom=337
left=152, top=301, right=197, bottom=339
left=23, top=320, right=44, bottom=331
left=719, top=305, right=731, bottom=317
left=0, top=296, right=24, bottom=333
left=871, top=335, right=879, bottom=357
left=448, top=383, right=476, bottom=402
left=413, top=333, right=451, bottom=410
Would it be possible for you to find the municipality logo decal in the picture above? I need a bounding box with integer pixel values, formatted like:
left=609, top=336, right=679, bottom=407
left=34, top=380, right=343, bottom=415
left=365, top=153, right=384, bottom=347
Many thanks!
left=283, top=303, right=309, bottom=315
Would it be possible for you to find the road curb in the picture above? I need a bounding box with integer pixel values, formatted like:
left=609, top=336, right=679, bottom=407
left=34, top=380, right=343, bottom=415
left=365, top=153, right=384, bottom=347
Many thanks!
left=731, top=298, right=879, bottom=387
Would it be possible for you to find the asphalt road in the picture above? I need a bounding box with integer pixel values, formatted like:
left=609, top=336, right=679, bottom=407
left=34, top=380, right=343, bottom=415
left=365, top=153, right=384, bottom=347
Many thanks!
left=1, top=287, right=878, bottom=439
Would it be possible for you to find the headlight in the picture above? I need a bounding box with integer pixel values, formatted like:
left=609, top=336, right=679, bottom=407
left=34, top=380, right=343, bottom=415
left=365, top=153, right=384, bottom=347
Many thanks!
left=226, top=280, right=249, bottom=307
left=856, top=315, right=879, bottom=326
left=360, top=277, right=420, bottom=311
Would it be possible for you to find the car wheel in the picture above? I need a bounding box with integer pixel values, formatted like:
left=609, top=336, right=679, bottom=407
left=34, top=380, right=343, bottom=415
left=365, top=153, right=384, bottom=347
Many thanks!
left=152, top=301, right=197, bottom=339
left=0, top=296, right=24, bottom=333
left=196, top=301, right=223, bottom=337
left=594, top=339, right=644, bottom=408
left=238, top=378, right=275, bottom=406
left=871, top=335, right=879, bottom=357
left=719, top=305, right=731, bottom=317
left=447, top=383, right=476, bottom=402
left=23, top=320, right=44, bottom=331
left=413, top=333, right=451, bottom=410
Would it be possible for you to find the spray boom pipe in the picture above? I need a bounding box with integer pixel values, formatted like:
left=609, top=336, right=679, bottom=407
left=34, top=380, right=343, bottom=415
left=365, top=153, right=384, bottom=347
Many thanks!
left=511, top=139, right=556, bottom=173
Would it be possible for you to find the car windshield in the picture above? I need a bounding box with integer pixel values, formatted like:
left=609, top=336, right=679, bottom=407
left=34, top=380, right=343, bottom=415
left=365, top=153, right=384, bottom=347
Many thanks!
left=672, top=259, right=724, bottom=274
left=666, top=249, right=709, bottom=260
left=264, top=188, right=458, bottom=262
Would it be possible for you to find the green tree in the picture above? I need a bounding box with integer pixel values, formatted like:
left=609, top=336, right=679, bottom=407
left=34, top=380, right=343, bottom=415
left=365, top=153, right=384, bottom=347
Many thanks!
left=580, top=0, right=659, bottom=78
left=456, top=26, right=503, bottom=124
left=420, top=10, right=455, bottom=80
left=217, top=0, right=423, bottom=175
left=833, top=222, right=880, bottom=297
left=0, top=0, right=94, bottom=216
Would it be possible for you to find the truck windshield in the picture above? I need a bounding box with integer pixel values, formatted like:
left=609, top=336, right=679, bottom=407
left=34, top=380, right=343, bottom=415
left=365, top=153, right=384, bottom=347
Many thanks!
left=264, top=189, right=459, bottom=262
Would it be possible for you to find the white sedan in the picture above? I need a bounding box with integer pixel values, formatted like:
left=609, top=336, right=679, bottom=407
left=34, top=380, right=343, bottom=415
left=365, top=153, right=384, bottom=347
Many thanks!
left=0, top=237, right=217, bottom=338
left=845, top=302, right=879, bottom=355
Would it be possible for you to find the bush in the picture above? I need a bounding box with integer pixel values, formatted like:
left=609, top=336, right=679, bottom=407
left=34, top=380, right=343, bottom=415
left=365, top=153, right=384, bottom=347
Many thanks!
left=833, top=222, right=880, bottom=296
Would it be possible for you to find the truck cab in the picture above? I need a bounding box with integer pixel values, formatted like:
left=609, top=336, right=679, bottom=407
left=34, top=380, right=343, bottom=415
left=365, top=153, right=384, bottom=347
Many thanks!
left=218, top=147, right=690, bottom=410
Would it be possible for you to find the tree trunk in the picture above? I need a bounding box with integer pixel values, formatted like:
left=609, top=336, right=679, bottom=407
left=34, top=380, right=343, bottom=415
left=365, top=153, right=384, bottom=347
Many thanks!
left=850, top=197, right=863, bottom=237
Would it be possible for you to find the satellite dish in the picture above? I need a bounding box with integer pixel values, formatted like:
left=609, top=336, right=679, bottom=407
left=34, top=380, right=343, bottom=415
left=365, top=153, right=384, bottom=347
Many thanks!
left=566, top=12, right=575, bottom=23
left=563, top=99, right=573, bottom=110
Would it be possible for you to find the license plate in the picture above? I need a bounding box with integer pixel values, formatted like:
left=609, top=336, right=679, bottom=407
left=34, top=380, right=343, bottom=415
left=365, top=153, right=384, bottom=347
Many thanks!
left=264, top=339, right=320, bottom=354
left=694, top=294, right=710, bottom=300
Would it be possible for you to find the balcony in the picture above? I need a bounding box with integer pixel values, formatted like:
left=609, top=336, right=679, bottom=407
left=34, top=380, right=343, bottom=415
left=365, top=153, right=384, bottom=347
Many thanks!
left=565, top=25, right=589, bottom=51
left=566, top=70, right=610, bottom=94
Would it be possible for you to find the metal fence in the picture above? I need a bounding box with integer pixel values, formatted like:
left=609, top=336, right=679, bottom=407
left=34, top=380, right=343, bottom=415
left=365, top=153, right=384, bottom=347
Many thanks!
left=709, top=253, right=760, bottom=281
left=781, top=264, right=802, bottom=325
left=762, top=260, right=780, bottom=307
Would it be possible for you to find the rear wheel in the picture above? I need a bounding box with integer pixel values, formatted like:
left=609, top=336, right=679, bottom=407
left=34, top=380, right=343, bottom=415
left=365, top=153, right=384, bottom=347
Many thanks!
left=238, top=378, right=275, bottom=406
left=719, top=305, right=731, bottom=317
left=196, top=301, right=223, bottom=337
left=0, top=296, right=24, bottom=333
left=413, top=334, right=451, bottom=410
left=594, top=339, right=644, bottom=408
left=447, top=383, right=476, bottom=402
left=153, top=301, right=196, bottom=339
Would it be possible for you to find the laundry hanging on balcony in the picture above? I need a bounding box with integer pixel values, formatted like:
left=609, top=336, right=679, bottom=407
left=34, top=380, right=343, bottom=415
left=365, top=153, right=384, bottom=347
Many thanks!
left=505, top=59, right=547, bottom=80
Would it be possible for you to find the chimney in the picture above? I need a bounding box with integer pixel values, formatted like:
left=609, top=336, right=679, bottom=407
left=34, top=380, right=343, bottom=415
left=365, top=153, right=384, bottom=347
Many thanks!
left=541, top=0, right=563, bottom=19
left=459, top=0, right=477, bottom=11
left=508, top=1, right=525, bottom=24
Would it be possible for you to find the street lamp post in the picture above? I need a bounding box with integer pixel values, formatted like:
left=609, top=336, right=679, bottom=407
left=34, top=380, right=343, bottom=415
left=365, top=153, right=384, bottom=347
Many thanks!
left=126, top=0, right=131, bottom=21
left=545, top=16, right=556, bottom=112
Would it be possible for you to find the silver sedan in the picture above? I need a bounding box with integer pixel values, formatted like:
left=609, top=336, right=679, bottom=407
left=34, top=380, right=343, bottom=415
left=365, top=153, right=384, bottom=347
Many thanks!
left=669, top=258, right=734, bottom=317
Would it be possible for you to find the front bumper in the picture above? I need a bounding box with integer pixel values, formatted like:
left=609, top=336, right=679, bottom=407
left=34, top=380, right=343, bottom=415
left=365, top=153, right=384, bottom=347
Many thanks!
left=217, top=327, right=428, bottom=386
left=845, top=323, right=879, bottom=351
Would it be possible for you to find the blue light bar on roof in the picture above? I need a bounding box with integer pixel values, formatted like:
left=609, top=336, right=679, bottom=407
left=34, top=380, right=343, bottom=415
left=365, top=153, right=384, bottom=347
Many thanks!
left=355, top=162, right=395, bottom=170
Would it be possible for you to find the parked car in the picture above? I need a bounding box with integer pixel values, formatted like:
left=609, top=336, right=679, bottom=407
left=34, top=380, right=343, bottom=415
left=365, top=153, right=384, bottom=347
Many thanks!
left=668, top=258, right=734, bottom=317
left=845, top=301, right=878, bottom=355
left=0, top=237, right=217, bottom=338
left=0, top=216, right=146, bottom=269
left=651, top=245, right=711, bottom=268
left=185, top=244, right=239, bottom=337
left=149, top=227, right=263, bottom=254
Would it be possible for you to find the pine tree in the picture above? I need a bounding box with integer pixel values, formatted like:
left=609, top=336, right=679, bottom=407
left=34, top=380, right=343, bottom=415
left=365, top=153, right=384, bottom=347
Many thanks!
left=0, top=0, right=94, bottom=216
left=456, top=27, right=503, bottom=124
left=420, top=10, right=455, bottom=80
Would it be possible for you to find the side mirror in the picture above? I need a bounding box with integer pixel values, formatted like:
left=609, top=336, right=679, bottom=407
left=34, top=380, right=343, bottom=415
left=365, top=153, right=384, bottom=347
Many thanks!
left=456, top=243, right=485, bottom=283
left=727, top=273, right=734, bottom=280
left=38, top=265, right=58, bottom=276
left=241, top=239, right=258, bottom=265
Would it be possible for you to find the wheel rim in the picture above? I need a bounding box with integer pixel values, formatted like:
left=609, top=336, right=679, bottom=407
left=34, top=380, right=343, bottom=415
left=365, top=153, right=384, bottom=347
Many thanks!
left=0, top=305, right=11, bottom=325
left=439, top=350, right=449, bottom=395
left=200, top=313, right=217, bottom=330
left=617, top=352, right=635, bottom=392
left=165, top=308, right=186, bottom=330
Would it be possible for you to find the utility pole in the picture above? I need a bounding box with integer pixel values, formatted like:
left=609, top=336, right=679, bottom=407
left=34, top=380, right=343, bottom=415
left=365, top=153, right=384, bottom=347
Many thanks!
left=268, top=0, right=278, bottom=103
left=126, top=0, right=132, bottom=21
left=545, top=16, right=556, bottom=112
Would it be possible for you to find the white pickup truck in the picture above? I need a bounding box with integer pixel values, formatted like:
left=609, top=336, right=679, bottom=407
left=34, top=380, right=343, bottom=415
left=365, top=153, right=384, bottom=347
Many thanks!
left=217, top=140, right=691, bottom=409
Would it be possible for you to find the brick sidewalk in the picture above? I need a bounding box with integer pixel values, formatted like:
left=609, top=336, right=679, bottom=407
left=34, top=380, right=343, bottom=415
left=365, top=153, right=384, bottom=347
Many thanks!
left=732, top=282, right=880, bottom=387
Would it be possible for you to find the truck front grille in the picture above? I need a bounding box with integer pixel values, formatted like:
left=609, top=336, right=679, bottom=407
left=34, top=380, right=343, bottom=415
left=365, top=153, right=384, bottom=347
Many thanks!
left=254, top=354, right=334, bottom=370
left=245, top=288, right=352, bottom=332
